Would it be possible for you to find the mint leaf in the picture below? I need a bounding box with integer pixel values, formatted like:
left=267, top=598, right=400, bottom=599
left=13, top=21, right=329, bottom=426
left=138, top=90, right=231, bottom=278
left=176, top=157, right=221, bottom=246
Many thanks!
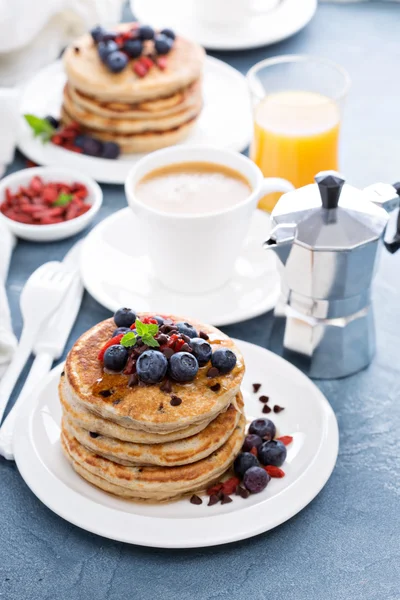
left=135, top=318, right=147, bottom=337
left=147, top=324, right=158, bottom=336
left=53, top=193, right=73, bottom=207
left=121, top=332, right=137, bottom=348
left=24, top=114, right=55, bottom=143
left=142, top=334, right=160, bottom=348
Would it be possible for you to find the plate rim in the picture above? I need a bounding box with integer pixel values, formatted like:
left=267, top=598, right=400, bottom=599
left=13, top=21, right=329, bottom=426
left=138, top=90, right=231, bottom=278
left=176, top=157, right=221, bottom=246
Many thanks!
left=17, top=56, right=252, bottom=185
left=79, top=207, right=280, bottom=326
left=14, top=340, right=339, bottom=549
left=132, top=0, right=318, bottom=51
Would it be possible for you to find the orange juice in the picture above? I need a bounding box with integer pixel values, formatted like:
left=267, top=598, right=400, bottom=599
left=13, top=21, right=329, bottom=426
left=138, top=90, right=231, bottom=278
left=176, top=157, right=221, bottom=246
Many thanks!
left=250, top=91, right=340, bottom=212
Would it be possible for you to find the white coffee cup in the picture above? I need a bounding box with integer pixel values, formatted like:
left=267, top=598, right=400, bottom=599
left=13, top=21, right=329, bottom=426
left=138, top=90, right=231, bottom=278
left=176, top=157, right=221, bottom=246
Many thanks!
left=195, top=0, right=280, bottom=26
left=125, top=146, right=293, bottom=295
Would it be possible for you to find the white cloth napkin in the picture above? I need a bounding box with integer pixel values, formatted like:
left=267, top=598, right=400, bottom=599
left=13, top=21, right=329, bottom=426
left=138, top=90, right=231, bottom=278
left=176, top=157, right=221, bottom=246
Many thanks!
left=0, top=221, right=17, bottom=379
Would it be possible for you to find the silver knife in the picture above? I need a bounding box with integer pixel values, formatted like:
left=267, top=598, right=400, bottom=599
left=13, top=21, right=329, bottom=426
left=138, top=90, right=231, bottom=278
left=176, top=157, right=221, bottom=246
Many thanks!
left=0, top=241, right=84, bottom=460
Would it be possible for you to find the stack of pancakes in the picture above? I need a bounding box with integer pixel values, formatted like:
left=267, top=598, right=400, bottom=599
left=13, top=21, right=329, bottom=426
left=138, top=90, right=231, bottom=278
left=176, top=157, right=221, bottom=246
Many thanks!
left=62, top=25, right=205, bottom=153
left=60, top=317, right=246, bottom=502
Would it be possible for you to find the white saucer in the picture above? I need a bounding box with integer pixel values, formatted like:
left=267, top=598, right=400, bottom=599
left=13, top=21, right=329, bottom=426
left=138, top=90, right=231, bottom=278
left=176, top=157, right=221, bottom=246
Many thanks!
left=80, top=207, right=279, bottom=325
left=18, top=57, right=252, bottom=185
left=132, top=0, right=317, bottom=51
left=14, top=340, right=339, bottom=548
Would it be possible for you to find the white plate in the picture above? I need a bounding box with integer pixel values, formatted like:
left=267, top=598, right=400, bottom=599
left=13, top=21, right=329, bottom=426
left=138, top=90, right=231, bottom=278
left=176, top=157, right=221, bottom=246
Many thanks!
left=14, top=340, right=338, bottom=548
left=80, top=207, right=279, bottom=325
left=17, top=57, right=252, bottom=184
left=132, top=0, right=317, bottom=51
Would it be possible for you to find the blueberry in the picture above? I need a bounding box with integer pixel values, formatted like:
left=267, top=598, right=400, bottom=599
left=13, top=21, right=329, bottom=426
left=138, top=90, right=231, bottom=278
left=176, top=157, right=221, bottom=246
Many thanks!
left=160, top=28, right=176, bottom=41
left=242, top=434, right=263, bottom=452
left=137, top=350, right=168, bottom=383
left=139, top=25, right=155, bottom=40
left=113, top=327, right=130, bottom=337
left=90, top=25, right=105, bottom=43
left=154, top=34, right=173, bottom=55
left=190, top=338, right=212, bottom=367
left=101, top=30, right=117, bottom=42
left=105, top=51, right=128, bottom=73
left=258, top=440, right=287, bottom=467
left=248, top=418, right=276, bottom=441
left=243, top=466, right=270, bottom=493
left=233, top=452, right=260, bottom=478
left=98, top=40, right=118, bottom=62
left=154, top=316, right=164, bottom=326
left=79, top=136, right=104, bottom=157
left=114, top=308, right=136, bottom=328
left=169, top=352, right=199, bottom=382
left=211, top=348, right=237, bottom=374
left=45, top=115, right=59, bottom=128
left=103, top=344, right=128, bottom=372
left=101, top=141, right=120, bottom=159
left=176, top=322, right=197, bottom=339
left=123, top=38, right=143, bottom=58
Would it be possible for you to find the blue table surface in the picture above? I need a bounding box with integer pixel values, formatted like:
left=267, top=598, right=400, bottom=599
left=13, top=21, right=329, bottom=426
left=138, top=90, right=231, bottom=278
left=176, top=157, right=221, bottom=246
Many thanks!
left=1, top=3, right=400, bottom=599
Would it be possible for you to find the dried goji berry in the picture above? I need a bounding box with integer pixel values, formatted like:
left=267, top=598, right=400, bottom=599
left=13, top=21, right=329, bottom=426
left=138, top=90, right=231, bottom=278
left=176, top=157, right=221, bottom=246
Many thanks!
left=250, top=447, right=258, bottom=456
left=264, top=465, right=285, bottom=478
left=276, top=436, right=293, bottom=446
left=206, top=482, right=224, bottom=496
left=221, top=476, right=240, bottom=496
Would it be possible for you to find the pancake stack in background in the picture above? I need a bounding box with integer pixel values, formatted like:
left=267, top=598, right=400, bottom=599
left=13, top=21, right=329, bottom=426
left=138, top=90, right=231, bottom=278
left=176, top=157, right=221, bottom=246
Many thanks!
left=61, top=23, right=205, bottom=154
left=60, top=314, right=246, bottom=502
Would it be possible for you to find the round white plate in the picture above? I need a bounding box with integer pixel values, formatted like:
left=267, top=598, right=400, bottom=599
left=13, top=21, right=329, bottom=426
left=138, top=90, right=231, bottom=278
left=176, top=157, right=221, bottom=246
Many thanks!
left=14, top=340, right=338, bottom=548
left=18, top=57, right=252, bottom=184
left=132, top=0, right=317, bottom=51
left=80, top=207, right=279, bottom=325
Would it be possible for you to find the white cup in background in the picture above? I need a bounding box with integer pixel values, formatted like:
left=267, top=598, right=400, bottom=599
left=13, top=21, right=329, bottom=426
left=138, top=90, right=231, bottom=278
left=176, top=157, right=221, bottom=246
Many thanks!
left=125, top=146, right=293, bottom=295
left=195, top=0, right=280, bottom=26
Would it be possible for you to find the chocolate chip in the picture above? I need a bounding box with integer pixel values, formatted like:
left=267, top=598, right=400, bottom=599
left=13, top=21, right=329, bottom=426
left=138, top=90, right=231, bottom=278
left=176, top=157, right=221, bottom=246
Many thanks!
left=207, top=367, right=220, bottom=378
left=236, top=485, right=250, bottom=499
left=262, top=404, right=271, bottom=414
left=74, top=46, right=80, bottom=54
left=162, top=347, right=174, bottom=359
left=181, top=334, right=191, bottom=343
left=190, top=494, right=202, bottom=505
left=99, top=389, right=113, bottom=398
left=208, top=494, right=219, bottom=506
left=273, top=405, right=285, bottom=413
left=61, top=371, right=65, bottom=377
left=157, top=334, right=168, bottom=345
left=89, top=432, right=99, bottom=438
left=170, top=395, right=182, bottom=406
left=180, top=343, right=192, bottom=353
left=210, top=383, right=221, bottom=392
left=128, top=373, right=138, bottom=387
left=252, top=383, right=261, bottom=393
left=158, top=402, right=164, bottom=412
left=112, top=398, right=121, bottom=405
left=221, top=494, right=232, bottom=504
left=199, top=331, right=209, bottom=340
left=160, top=378, right=172, bottom=393
left=259, top=395, right=269, bottom=403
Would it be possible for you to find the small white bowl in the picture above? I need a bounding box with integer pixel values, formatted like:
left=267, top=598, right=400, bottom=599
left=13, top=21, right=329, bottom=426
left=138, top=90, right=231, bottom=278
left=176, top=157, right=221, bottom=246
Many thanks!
left=0, top=166, right=103, bottom=242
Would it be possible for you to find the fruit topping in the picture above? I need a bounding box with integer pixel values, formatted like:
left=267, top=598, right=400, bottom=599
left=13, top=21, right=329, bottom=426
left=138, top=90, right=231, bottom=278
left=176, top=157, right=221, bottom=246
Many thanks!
left=211, top=348, right=237, bottom=374
left=45, top=115, right=60, bottom=128
left=90, top=26, right=105, bottom=42
left=190, top=338, right=212, bottom=366
left=242, top=434, right=263, bottom=452
left=249, top=418, right=276, bottom=440
left=97, top=333, right=125, bottom=361
left=98, top=40, right=119, bottom=62
left=105, top=50, right=128, bottom=73
left=160, top=28, right=176, bottom=40
left=123, top=38, right=143, bottom=58
left=103, top=344, right=128, bottom=372
left=264, top=465, right=285, bottom=478
left=154, top=34, right=173, bottom=55
left=243, top=466, right=270, bottom=493
left=112, top=327, right=130, bottom=337
left=176, top=322, right=198, bottom=339
left=139, top=25, right=155, bottom=40
left=258, top=440, right=287, bottom=467
left=276, top=435, right=293, bottom=446
left=114, top=308, right=137, bottom=328
left=169, top=352, right=199, bottom=382
left=154, top=316, right=164, bottom=326
left=233, top=452, right=259, bottom=478
left=136, top=350, right=168, bottom=383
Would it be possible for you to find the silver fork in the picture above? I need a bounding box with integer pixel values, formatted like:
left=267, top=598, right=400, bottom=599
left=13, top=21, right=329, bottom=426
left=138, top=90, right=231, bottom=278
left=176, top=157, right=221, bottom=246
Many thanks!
left=0, top=261, right=74, bottom=424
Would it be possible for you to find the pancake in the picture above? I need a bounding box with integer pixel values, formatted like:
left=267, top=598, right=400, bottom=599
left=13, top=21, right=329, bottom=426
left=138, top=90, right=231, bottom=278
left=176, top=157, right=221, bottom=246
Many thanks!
left=61, top=107, right=197, bottom=153
left=62, top=84, right=202, bottom=134
left=61, top=413, right=245, bottom=501
left=68, top=80, right=202, bottom=120
left=60, top=380, right=216, bottom=443
left=64, top=314, right=245, bottom=434
left=63, top=396, right=242, bottom=467
left=63, top=24, right=205, bottom=103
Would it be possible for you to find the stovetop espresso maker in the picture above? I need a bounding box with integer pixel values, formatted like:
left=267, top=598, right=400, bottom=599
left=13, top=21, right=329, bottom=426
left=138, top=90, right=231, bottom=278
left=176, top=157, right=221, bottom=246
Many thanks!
left=265, top=172, right=400, bottom=379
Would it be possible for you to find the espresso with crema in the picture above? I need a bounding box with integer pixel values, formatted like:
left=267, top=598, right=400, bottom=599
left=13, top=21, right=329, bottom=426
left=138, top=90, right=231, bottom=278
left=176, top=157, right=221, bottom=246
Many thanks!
left=135, top=162, right=252, bottom=215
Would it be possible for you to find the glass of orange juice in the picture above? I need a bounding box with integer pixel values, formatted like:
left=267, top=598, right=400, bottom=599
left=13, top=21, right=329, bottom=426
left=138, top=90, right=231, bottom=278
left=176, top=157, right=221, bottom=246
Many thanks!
left=247, top=55, right=351, bottom=212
